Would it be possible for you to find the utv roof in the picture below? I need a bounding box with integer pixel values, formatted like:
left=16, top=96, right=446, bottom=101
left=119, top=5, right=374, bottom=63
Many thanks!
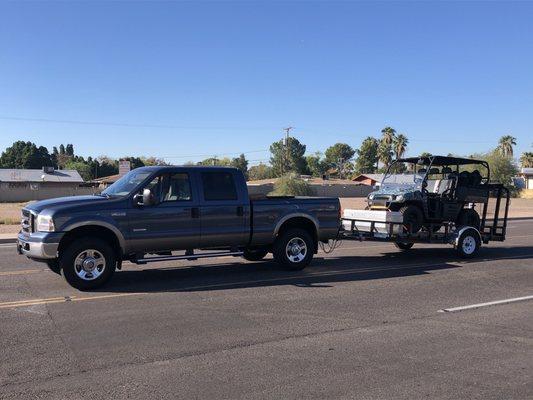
left=397, top=156, right=488, bottom=167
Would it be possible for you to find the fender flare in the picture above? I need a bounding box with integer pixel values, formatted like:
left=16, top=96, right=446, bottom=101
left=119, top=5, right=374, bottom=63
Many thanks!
left=452, top=226, right=482, bottom=247
left=273, top=213, right=319, bottom=237
left=63, top=219, right=127, bottom=254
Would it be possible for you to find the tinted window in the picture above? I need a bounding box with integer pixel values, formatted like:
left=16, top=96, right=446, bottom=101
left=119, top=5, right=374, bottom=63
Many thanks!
left=163, top=173, right=192, bottom=202
left=201, top=172, right=238, bottom=201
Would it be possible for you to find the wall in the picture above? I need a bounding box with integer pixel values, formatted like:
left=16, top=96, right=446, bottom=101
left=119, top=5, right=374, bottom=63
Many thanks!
left=247, top=183, right=373, bottom=198
left=0, top=182, right=99, bottom=202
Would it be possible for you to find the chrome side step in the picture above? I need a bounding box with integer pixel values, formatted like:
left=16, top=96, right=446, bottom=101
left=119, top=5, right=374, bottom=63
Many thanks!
left=133, top=251, right=244, bottom=264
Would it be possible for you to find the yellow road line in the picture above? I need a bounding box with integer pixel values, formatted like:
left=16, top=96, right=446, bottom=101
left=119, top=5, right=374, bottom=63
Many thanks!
left=0, top=292, right=145, bottom=309
left=0, top=269, right=43, bottom=276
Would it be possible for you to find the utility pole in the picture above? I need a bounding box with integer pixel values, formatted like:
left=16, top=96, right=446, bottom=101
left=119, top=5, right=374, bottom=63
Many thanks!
left=283, top=126, right=293, bottom=175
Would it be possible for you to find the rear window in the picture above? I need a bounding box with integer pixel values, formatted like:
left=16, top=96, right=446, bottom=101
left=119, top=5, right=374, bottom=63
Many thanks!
left=201, top=172, right=238, bottom=201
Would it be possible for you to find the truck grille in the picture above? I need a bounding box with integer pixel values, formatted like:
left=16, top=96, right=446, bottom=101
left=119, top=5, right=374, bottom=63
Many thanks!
left=21, top=209, right=34, bottom=233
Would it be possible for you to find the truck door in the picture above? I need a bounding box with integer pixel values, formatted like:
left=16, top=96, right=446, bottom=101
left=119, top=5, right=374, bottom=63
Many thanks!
left=128, top=171, right=201, bottom=252
left=197, top=170, right=248, bottom=248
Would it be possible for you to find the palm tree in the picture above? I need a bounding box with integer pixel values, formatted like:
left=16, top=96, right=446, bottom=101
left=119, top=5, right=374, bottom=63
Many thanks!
left=498, top=135, right=517, bottom=157
left=393, top=134, right=409, bottom=159
left=520, top=152, right=533, bottom=168
left=380, top=126, right=396, bottom=146
left=377, top=141, right=392, bottom=171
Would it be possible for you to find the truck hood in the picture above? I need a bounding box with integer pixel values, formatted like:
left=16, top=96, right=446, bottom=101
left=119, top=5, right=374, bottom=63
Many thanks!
left=25, top=195, right=109, bottom=214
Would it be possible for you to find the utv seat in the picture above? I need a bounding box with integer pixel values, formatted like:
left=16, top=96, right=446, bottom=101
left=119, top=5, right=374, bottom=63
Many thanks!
left=469, top=170, right=482, bottom=186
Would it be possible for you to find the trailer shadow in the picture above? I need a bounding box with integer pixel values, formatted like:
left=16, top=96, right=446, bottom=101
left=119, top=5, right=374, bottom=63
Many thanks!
left=100, top=245, right=533, bottom=294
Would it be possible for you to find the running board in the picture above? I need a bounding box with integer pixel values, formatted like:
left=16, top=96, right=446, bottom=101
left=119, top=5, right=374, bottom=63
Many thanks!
left=133, top=251, right=244, bottom=264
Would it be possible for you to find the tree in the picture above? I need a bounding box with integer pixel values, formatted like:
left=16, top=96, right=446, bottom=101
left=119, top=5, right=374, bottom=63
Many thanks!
left=269, top=173, right=314, bottom=196
left=377, top=140, right=393, bottom=172
left=0, top=141, right=53, bottom=169
left=393, top=134, right=408, bottom=159
left=64, top=160, right=93, bottom=181
left=248, top=163, right=273, bottom=181
left=498, top=135, right=517, bottom=157
left=120, top=156, right=145, bottom=170
left=198, top=157, right=232, bottom=166
left=354, top=137, right=379, bottom=174
left=380, top=126, right=396, bottom=146
left=65, top=144, right=74, bottom=157
left=59, top=144, right=66, bottom=155
left=306, top=152, right=329, bottom=177
left=519, top=152, right=533, bottom=168
left=269, top=136, right=307, bottom=176
left=324, top=143, right=355, bottom=178
left=470, top=150, right=518, bottom=192
left=419, top=152, right=432, bottom=158
left=140, top=156, right=168, bottom=166
left=231, top=154, right=249, bottom=179
left=96, top=156, right=118, bottom=177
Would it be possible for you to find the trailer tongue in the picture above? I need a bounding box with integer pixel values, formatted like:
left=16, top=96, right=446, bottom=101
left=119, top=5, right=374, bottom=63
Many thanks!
left=339, top=184, right=510, bottom=258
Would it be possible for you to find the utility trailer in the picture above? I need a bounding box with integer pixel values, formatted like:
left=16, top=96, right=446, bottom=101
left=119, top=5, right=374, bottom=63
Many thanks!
left=340, top=184, right=510, bottom=258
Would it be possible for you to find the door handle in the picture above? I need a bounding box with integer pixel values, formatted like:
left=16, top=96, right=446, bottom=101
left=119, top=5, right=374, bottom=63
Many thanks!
left=191, top=207, right=200, bottom=218
left=236, top=206, right=244, bottom=217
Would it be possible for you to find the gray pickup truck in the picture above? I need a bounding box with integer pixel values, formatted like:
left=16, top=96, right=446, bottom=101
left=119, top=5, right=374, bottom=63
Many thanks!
left=17, top=166, right=340, bottom=290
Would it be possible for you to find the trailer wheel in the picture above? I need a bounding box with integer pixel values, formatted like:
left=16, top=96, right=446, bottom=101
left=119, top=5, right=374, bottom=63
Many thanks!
left=273, top=228, right=314, bottom=271
left=243, top=248, right=268, bottom=261
left=456, top=228, right=481, bottom=258
left=394, top=242, right=414, bottom=251
left=60, top=238, right=116, bottom=290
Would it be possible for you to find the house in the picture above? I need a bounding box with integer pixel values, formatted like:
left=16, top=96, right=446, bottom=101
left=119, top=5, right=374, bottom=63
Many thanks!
left=0, top=167, right=95, bottom=202
left=352, top=173, right=416, bottom=187
left=519, top=168, right=533, bottom=189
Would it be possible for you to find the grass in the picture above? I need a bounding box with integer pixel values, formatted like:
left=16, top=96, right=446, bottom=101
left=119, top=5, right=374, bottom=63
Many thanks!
left=0, top=202, right=27, bottom=225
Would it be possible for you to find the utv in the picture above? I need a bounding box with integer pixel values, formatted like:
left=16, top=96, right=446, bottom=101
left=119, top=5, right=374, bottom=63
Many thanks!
left=366, top=156, right=491, bottom=233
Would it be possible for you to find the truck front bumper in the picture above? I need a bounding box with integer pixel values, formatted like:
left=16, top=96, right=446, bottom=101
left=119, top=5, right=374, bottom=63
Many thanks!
left=17, top=232, right=64, bottom=260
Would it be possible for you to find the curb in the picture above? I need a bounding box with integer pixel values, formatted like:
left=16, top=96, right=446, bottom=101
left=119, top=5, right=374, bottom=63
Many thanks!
left=0, top=238, right=16, bottom=244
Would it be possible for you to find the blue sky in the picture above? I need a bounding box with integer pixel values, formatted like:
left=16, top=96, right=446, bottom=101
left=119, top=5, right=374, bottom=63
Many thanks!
left=0, top=1, right=532, bottom=165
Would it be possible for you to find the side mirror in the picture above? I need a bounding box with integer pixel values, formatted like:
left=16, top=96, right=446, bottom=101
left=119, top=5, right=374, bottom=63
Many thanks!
left=142, top=188, right=155, bottom=206
left=133, top=188, right=155, bottom=206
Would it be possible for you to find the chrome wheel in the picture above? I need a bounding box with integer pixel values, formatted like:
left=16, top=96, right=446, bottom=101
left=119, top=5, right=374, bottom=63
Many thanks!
left=462, top=236, right=476, bottom=255
left=285, top=237, right=307, bottom=263
left=74, top=249, right=106, bottom=281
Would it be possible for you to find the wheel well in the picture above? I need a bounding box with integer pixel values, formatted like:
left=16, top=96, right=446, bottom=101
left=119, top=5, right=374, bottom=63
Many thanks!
left=59, top=225, right=122, bottom=260
left=277, top=217, right=318, bottom=251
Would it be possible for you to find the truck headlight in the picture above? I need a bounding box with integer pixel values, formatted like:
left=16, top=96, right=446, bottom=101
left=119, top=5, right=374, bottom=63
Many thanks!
left=368, top=193, right=375, bottom=200
left=36, top=214, right=55, bottom=232
left=395, top=194, right=404, bottom=202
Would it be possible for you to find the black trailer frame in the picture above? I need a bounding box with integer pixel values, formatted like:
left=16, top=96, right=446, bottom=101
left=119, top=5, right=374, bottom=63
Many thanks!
left=340, top=184, right=510, bottom=257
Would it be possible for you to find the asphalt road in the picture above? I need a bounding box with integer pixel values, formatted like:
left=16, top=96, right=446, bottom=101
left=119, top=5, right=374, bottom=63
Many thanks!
left=1, top=220, right=532, bottom=399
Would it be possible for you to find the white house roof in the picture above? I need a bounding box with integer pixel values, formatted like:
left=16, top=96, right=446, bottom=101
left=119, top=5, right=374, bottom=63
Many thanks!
left=355, top=174, right=415, bottom=184
left=0, top=169, right=84, bottom=183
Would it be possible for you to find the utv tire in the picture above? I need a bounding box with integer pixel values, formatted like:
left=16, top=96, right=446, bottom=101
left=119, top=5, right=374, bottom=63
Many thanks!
left=243, top=248, right=269, bottom=261
left=394, top=242, right=414, bottom=251
left=400, top=205, right=423, bottom=234
left=456, top=209, right=481, bottom=230
left=273, top=228, right=314, bottom=271
left=46, top=260, right=61, bottom=275
left=456, top=228, right=481, bottom=258
left=60, top=238, right=116, bottom=290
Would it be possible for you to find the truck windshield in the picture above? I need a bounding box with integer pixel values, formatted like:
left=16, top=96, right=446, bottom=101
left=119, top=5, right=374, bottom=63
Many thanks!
left=101, top=170, right=152, bottom=197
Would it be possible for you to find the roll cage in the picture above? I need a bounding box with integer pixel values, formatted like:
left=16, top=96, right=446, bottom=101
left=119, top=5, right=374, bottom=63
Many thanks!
left=383, top=156, right=491, bottom=188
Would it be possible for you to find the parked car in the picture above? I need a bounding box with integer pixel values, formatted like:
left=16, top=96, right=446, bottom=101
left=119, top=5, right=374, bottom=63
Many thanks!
left=17, top=166, right=340, bottom=290
left=366, top=156, right=491, bottom=232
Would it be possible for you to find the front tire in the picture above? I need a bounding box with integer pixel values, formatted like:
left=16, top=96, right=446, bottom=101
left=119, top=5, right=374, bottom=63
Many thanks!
left=394, top=242, right=414, bottom=251
left=273, top=228, right=314, bottom=271
left=46, top=260, right=61, bottom=275
left=60, top=238, right=116, bottom=290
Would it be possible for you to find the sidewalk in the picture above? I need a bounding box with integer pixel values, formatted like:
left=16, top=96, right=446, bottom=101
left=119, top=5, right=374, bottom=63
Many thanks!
left=0, top=233, right=18, bottom=244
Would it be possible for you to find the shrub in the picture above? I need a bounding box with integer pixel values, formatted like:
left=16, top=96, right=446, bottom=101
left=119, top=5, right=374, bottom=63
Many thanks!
left=269, top=173, right=314, bottom=196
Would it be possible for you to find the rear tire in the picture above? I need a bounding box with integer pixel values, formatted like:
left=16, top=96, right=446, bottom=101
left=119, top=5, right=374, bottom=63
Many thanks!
left=394, top=242, right=414, bottom=251
left=273, top=228, right=314, bottom=271
left=60, top=238, right=116, bottom=290
left=243, top=248, right=268, bottom=261
left=400, top=205, right=423, bottom=234
left=456, top=208, right=480, bottom=230
left=456, top=228, right=481, bottom=258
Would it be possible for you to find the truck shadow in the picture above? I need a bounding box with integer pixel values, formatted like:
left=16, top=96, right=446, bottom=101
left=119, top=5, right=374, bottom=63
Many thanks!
left=100, top=245, right=533, bottom=294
